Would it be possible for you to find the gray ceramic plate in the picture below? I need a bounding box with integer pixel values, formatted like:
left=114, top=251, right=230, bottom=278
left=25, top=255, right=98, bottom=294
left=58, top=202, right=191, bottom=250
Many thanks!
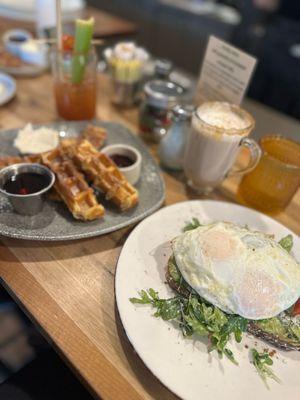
left=0, top=121, right=165, bottom=241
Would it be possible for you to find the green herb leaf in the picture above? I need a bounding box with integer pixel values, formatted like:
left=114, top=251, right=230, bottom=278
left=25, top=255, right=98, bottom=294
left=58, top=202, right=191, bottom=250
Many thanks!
left=224, top=348, right=238, bottom=365
left=130, top=289, right=152, bottom=304
left=154, top=298, right=182, bottom=320
left=183, top=218, right=201, bottom=232
left=130, top=289, right=245, bottom=365
left=184, top=314, right=207, bottom=336
left=251, top=349, right=281, bottom=388
left=148, top=288, right=159, bottom=300
left=279, top=234, right=293, bottom=253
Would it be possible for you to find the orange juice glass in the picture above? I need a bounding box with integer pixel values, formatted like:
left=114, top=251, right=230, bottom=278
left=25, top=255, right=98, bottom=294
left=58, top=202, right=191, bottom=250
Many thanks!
left=51, top=48, right=97, bottom=120
left=238, top=135, right=300, bottom=214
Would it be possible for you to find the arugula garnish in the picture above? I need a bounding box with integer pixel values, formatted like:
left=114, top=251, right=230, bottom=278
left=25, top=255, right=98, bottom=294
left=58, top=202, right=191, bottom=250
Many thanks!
left=279, top=234, right=293, bottom=253
left=130, top=289, right=248, bottom=364
left=130, top=289, right=182, bottom=320
left=251, top=349, right=281, bottom=388
left=183, top=218, right=201, bottom=232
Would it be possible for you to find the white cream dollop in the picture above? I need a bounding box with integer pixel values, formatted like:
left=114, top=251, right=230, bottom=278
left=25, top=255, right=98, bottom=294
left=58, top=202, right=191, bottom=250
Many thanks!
left=14, top=123, right=59, bottom=154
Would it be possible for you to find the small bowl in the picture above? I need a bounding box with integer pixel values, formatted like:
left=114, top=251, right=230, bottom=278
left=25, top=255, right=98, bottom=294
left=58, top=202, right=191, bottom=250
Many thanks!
left=101, top=144, right=142, bottom=185
left=3, top=29, right=33, bottom=57
left=0, top=163, right=55, bottom=216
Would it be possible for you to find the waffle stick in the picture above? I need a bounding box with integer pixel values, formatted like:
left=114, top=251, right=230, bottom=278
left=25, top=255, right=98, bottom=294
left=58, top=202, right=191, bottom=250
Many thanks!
left=0, top=155, right=23, bottom=169
left=63, top=139, right=139, bottom=211
left=61, top=125, right=107, bottom=150
left=82, top=124, right=107, bottom=149
left=0, top=154, right=42, bottom=169
left=42, top=147, right=105, bottom=221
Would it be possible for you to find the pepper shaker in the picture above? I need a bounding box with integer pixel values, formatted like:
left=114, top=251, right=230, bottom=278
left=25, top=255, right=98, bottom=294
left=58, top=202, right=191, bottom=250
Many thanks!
left=158, top=104, right=195, bottom=170
left=154, top=59, right=173, bottom=80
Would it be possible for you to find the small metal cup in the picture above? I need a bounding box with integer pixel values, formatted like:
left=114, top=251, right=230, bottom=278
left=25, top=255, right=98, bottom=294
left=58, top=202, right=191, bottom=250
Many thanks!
left=0, top=163, right=55, bottom=216
left=111, top=80, right=140, bottom=107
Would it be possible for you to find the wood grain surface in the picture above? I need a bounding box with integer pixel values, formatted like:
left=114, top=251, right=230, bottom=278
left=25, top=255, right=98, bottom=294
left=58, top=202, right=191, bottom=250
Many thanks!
left=0, top=6, right=137, bottom=39
left=0, top=70, right=299, bottom=400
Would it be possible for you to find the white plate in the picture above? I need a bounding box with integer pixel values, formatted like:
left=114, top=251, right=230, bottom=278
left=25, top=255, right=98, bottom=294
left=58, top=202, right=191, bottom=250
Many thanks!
left=0, top=72, right=16, bottom=106
left=0, top=64, right=47, bottom=78
left=115, top=200, right=300, bottom=400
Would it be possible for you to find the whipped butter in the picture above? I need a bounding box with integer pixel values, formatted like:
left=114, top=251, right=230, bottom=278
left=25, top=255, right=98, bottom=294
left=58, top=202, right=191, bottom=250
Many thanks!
left=14, top=123, right=59, bottom=154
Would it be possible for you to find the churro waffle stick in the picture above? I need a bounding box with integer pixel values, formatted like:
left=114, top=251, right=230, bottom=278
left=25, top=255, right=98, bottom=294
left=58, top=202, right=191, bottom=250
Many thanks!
left=63, top=139, right=139, bottom=211
left=61, top=125, right=107, bottom=150
left=42, top=147, right=104, bottom=221
left=0, top=154, right=42, bottom=169
left=82, top=124, right=107, bottom=149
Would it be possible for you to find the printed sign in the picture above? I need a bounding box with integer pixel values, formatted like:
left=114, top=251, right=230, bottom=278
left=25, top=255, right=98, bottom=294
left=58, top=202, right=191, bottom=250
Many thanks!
left=195, top=36, right=257, bottom=105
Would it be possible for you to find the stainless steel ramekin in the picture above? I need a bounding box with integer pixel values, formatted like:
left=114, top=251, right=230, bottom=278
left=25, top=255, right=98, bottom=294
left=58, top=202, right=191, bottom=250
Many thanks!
left=0, top=163, right=55, bottom=216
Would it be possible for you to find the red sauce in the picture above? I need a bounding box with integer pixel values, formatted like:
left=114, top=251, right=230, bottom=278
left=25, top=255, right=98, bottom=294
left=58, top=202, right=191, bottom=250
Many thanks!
left=110, top=154, right=135, bottom=168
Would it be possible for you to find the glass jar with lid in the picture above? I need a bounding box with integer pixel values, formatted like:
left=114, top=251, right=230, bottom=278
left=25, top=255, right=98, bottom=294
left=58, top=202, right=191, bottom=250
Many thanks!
left=139, top=80, right=184, bottom=142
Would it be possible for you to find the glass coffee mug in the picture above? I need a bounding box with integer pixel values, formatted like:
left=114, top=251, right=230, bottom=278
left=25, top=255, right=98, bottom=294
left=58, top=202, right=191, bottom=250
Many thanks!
left=183, top=102, right=261, bottom=194
left=238, top=135, right=300, bottom=214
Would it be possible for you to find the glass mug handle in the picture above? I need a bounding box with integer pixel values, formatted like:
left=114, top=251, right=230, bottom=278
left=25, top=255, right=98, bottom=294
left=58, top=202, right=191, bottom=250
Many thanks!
left=229, top=137, right=262, bottom=176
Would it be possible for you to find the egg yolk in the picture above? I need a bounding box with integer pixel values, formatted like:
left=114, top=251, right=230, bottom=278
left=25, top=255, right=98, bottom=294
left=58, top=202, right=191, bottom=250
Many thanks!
left=235, top=270, right=282, bottom=318
left=201, top=230, right=238, bottom=261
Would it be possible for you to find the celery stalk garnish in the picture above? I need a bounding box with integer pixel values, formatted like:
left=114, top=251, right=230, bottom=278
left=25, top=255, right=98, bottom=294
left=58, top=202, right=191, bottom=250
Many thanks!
left=71, top=17, right=94, bottom=84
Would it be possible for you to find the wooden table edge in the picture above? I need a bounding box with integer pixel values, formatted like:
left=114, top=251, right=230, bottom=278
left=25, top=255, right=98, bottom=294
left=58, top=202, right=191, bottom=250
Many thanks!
left=0, top=242, right=143, bottom=400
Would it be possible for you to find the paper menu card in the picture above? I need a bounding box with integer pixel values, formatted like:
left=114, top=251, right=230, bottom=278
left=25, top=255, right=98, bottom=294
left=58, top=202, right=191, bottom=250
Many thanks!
left=195, top=36, right=257, bottom=105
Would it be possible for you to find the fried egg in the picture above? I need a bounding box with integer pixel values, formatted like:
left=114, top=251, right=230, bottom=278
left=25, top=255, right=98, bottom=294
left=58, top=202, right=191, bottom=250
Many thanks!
left=172, top=222, right=300, bottom=320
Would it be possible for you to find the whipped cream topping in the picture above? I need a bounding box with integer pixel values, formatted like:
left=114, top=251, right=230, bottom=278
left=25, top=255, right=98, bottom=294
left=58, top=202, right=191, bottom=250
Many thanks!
left=197, top=102, right=251, bottom=131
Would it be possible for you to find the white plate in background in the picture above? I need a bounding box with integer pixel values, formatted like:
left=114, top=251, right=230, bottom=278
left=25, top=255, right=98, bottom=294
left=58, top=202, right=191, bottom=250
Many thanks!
left=0, top=63, right=47, bottom=78
left=0, top=72, right=16, bottom=106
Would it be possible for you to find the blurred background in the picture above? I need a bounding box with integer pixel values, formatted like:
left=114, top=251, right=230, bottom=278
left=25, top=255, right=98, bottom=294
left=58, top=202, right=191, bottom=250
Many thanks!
left=0, top=0, right=299, bottom=118
left=87, top=0, right=300, bottom=120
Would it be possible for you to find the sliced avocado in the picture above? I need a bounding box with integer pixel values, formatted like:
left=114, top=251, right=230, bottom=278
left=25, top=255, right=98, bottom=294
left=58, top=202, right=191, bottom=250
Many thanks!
left=289, top=325, right=300, bottom=341
left=167, top=256, right=181, bottom=283
left=249, top=313, right=300, bottom=351
left=256, top=318, right=288, bottom=337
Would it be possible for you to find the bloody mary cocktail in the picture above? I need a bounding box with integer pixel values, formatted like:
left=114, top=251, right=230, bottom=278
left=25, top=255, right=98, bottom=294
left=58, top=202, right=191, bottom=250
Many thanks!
left=51, top=19, right=97, bottom=120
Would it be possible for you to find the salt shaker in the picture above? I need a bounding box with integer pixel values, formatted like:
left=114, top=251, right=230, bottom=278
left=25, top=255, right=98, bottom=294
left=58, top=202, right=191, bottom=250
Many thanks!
left=158, top=104, right=194, bottom=170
